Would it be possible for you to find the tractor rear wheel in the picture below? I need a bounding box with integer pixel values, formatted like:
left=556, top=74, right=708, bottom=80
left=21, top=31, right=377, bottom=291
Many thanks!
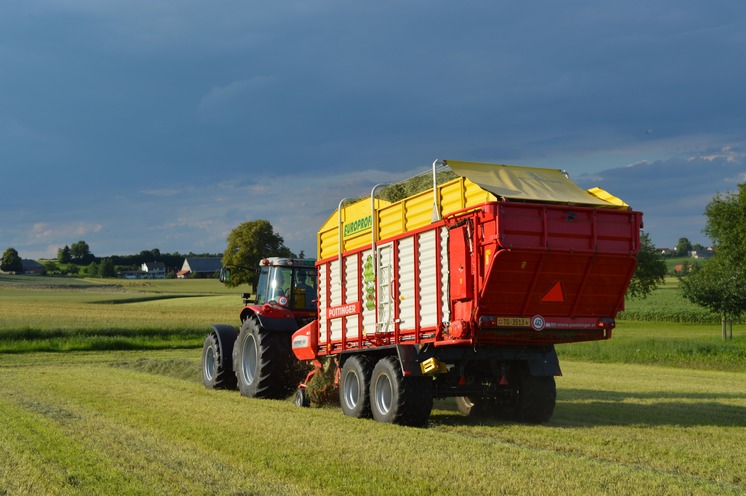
left=201, top=331, right=237, bottom=390
left=339, top=355, right=373, bottom=418
left=234, top=316, right=295, bottom=399
left=369, top=356, right=433, bottom=427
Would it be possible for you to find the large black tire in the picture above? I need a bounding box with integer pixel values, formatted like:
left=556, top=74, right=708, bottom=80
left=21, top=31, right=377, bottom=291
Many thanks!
left=234, top=316, right=296, bottom=399
left=467, top=364, right=556, bottom=424
left=369, top=356, right=433, bottom=427
left=201, top=331, right=237, bottom=390
left=512, top=369, right=556, bottom=424
left=339, top=355, right=373, bottom=418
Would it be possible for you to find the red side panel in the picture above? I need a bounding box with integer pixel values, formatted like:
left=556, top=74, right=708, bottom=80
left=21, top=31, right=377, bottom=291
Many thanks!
left=449, top=224, right=473, bottom=301
left=479, top=202, right=641, bottom=319
left=480, top=250, right=637, bottom=318
left=291, top=320, right=318, bottom=361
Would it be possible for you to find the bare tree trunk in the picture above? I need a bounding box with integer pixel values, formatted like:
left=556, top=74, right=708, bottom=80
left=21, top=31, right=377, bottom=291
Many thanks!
left=722, top=315, right=727, bottom=341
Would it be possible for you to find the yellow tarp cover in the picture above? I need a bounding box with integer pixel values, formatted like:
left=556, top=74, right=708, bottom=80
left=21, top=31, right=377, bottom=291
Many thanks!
left=446, top=160, right=627, bottom=209
left=585, top=186, right=629, bottom=208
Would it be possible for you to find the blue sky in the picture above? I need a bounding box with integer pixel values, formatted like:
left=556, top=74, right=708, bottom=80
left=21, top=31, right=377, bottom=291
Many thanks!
left=2, top=1, right=745, bottom=260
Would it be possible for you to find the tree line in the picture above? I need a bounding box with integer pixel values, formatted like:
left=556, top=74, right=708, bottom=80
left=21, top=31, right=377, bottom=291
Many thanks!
left=2, top=241, right=219, bottom=278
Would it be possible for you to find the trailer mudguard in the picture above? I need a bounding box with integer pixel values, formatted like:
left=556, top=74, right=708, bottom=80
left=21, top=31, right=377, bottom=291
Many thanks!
left=525, top=346, right=561, bottom=377
left=395, top=344, right=430, bottom=376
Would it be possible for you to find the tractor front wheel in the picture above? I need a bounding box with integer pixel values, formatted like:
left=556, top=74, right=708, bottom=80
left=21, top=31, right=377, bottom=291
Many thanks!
left=201, top=331, right=237, bottom=390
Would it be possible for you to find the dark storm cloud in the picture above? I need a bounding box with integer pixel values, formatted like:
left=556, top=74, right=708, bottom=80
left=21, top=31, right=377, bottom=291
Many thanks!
left=1, top=1, right=745, bottom=258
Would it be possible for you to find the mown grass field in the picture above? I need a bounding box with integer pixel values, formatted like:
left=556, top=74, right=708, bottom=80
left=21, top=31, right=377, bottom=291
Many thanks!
left=0, top=275, right=240, bottom=353
left=1, top=274, right=745, bottom=495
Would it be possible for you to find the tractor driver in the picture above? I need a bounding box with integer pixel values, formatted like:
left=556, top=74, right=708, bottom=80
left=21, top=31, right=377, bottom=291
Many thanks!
left=295, top=270, right=316, bottom=308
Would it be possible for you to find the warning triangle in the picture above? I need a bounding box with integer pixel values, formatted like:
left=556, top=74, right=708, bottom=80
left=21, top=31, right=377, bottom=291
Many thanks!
left=541, top=281, right=564, bottom=302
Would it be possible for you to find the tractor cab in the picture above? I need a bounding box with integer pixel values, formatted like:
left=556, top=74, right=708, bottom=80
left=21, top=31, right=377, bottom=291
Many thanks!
left=254, top=257, right=318, bottom=312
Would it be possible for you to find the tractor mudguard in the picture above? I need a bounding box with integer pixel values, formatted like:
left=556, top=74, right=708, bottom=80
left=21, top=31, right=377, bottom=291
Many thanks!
left=210, top=324, right=239, bottom=351
left=254, top=314, right=299, bottom=333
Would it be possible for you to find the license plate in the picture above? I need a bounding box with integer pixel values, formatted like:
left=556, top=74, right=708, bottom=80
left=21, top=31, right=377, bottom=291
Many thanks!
left=495, top=317, right=530, bottom=327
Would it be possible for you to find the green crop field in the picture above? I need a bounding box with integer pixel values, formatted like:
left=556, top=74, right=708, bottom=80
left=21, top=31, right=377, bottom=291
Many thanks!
left=1, top=274, right=745, bottom=495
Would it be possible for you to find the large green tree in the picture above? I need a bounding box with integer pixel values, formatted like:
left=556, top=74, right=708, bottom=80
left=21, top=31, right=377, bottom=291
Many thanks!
left=681, top=258, right=746, bottom=340
left=1, top=247, right=23, bottom=273
left=703, top=184, right=746, bottom=263
left=675, top=237, right=693, bottom=257
left=681, top=183, right=746, bottom=340
left=70, top=240, right=94, bottom=264
left=99, top=258, right=117, bottom=278
left=57, top=245, right=71, bottom=264
left=627, top=231, right=667, bottom=299
left=222, top=220, right=293, bottom=287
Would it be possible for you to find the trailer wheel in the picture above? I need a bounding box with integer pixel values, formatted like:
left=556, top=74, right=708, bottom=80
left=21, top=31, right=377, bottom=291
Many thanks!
left=369, top=356, right=433, bottom=427
left=491, top=364, right=556, bottom=423
left=295, top=387, right=310, bottom=408
left=234, top=316, right=294, bottom=399
left=201, top=331, right=237, bottom=390
left=458, top=366, right=556, bottom=423
left=339, top=356, right=372, bottom=418
left=514, top=371, right=556, bottom=424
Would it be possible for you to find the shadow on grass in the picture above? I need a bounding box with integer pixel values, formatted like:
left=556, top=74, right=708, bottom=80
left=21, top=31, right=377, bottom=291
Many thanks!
left=554, top=387, right=746, bottom=427
left=430, top=389, right=746, bottom=428
left=90, top=294, right=204, bottom=304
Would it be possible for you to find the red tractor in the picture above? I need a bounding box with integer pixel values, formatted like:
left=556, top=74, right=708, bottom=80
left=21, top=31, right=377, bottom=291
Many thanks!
left=201, top=257, right=317, bottom=398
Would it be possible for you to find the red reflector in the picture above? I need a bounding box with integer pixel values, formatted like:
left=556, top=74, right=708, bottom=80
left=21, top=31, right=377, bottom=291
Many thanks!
left=541, top=281, right=564, bottom=302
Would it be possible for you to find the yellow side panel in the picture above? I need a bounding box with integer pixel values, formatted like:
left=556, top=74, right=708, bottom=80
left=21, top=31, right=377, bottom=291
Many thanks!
left=402, top=190, right=434, bottom=231
left=439, top=177, right=495, bottom=215
left=319, top=177, right=499, bottom=259
left=318, top=198, right=389, bottom=260
left=378, top=202, right=403, bottom=242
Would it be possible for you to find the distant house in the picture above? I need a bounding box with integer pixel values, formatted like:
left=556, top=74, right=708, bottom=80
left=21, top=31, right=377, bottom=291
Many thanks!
left=141, top=262, right=166, bottom=279
left=658, top=248, right=674, bottom=256
left=118, top=262, right=167, bottom=279
left=177, top=257, right=222, bottom=279
left=689, top=250, right=714, bottom=259
left=21, top=259, right=46, bottom=275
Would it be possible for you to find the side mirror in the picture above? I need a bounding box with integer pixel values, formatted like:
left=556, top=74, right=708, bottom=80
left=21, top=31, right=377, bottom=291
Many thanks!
left=219, top=267, right=230, bottom=283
